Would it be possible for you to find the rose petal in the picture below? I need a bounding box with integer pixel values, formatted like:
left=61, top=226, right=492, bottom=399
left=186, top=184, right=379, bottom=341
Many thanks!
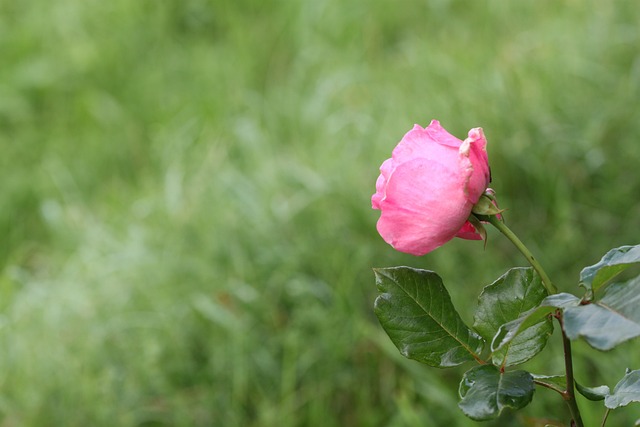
left=391, top=122, right=461, bottom=168
left=459, top=127, right=491, bottom=204
left=424, top=119, right=464, bottom=148
left=455, top=221, right=483, bottom=240
left=371, top=158, right=394, bottom=209
left=376, top=158, right=471, bottom=255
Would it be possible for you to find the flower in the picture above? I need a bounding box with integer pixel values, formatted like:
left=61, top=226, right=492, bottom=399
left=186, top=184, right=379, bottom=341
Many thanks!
left=372, top=120, right=491, bottom=255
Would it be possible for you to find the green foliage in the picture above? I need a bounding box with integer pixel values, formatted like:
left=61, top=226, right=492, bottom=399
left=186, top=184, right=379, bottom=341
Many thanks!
left=474, top=268, right=552, bottom=366
left=373, top=231, right=640, bottom=426
left=606, top=369, right=640, bottom=409
left=576, top=382, right=610, bottom=401
left=580, top=245, right=640, bottom=293
left=458, top=365, right=534, bottom=421
left=375, top=255, right=640, bottom=422
left=492, top=293, right=579, bottom=354
left=563, top=276, right=640, bottom=350
left=374, top=267, right=483, bottom=367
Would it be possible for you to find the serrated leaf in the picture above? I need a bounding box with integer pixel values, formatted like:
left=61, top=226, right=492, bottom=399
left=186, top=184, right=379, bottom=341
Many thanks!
left=474, top=268, right=552, bottom=366
left=576, top=382, right=610, bottom=401
left=373, top=267, right=484, bottom=367
left=563, top=276, right=640, bottom=350
left=491, top=293, right=580, bottom=354
left=531, top=374, right=566, bottom=394
left=458, top=365, right=534, bottom=421
left=605, top=369, right=640, bottom=409
left=580, top=244, right=640, bottom=293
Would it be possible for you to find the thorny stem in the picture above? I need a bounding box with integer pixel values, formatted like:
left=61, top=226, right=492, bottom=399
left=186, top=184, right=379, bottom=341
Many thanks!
left=486, top=215, right=558, bottom=294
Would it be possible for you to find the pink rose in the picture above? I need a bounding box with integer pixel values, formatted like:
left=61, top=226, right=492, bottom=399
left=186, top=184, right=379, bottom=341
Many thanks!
left=372, top=120, right=491, bottom=255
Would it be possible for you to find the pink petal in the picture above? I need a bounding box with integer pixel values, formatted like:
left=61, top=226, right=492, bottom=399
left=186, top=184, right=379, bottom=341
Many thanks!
left=459, top=127, right=491, bottom=204
left=424, top=119, right=464, bottom=148
left=371, top=158, right=394, bottom=209
left=391, top=121, right=461, bottom=169
left=455, top=221, right=483, bottom=240
left=376, top=158, right=471, bottom=255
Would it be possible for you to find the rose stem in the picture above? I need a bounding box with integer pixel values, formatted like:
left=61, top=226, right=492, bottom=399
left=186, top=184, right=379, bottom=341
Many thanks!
left=485, top=214, right=583, bottom=426
left=558, top=311, right=584, bottom=427
left=486, top=215, right=558, bottom=295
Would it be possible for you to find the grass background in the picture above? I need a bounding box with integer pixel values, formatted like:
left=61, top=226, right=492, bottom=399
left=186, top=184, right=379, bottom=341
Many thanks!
left=2, top=0, right=640, bottom=425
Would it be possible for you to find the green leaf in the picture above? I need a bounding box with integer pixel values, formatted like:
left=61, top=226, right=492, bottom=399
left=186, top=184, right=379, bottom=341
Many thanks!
left=563, top=276, right=640, bottom=350
left=492, top=293, right=580, bottom=354
left=474, top=268, right=552, bottom=366
left=373, top=267, right=484, bottom=367
left=605, top=369, right=640, bottom=409
left=458, top=365, right=535, bottom=421
left=531, top=374, right=566, bottom=394
left=576, top=382, right=610, bottom=401
left=580, top=244, right=640, bottom=293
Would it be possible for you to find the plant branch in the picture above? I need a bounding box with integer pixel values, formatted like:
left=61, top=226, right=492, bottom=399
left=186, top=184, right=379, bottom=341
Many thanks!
left=485, top=215, right=558, bottom=294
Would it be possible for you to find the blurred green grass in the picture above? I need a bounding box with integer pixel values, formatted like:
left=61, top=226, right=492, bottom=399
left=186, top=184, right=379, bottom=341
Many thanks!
left=1, top=0, right=640, bottom=426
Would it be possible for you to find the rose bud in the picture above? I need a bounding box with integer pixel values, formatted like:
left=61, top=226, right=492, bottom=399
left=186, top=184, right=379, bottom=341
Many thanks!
left=372, top=120, right=491, bottom=255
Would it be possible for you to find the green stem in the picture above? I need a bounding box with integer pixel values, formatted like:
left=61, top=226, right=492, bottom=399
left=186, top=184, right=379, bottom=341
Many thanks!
left=486, top=215, right=558, bottom=294
left=484, top=214, right=583, bottom=426
left=601, top=408, right=610, bottom=427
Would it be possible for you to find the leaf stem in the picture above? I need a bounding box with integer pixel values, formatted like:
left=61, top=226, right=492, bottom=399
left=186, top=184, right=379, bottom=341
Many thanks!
left=532, top=379, right=565, bottom=395
left=485, top=215, right=558, bottom=295
left=558, top=312, right=584, bottom=427
left=600, top=408, right=610, bottom=427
